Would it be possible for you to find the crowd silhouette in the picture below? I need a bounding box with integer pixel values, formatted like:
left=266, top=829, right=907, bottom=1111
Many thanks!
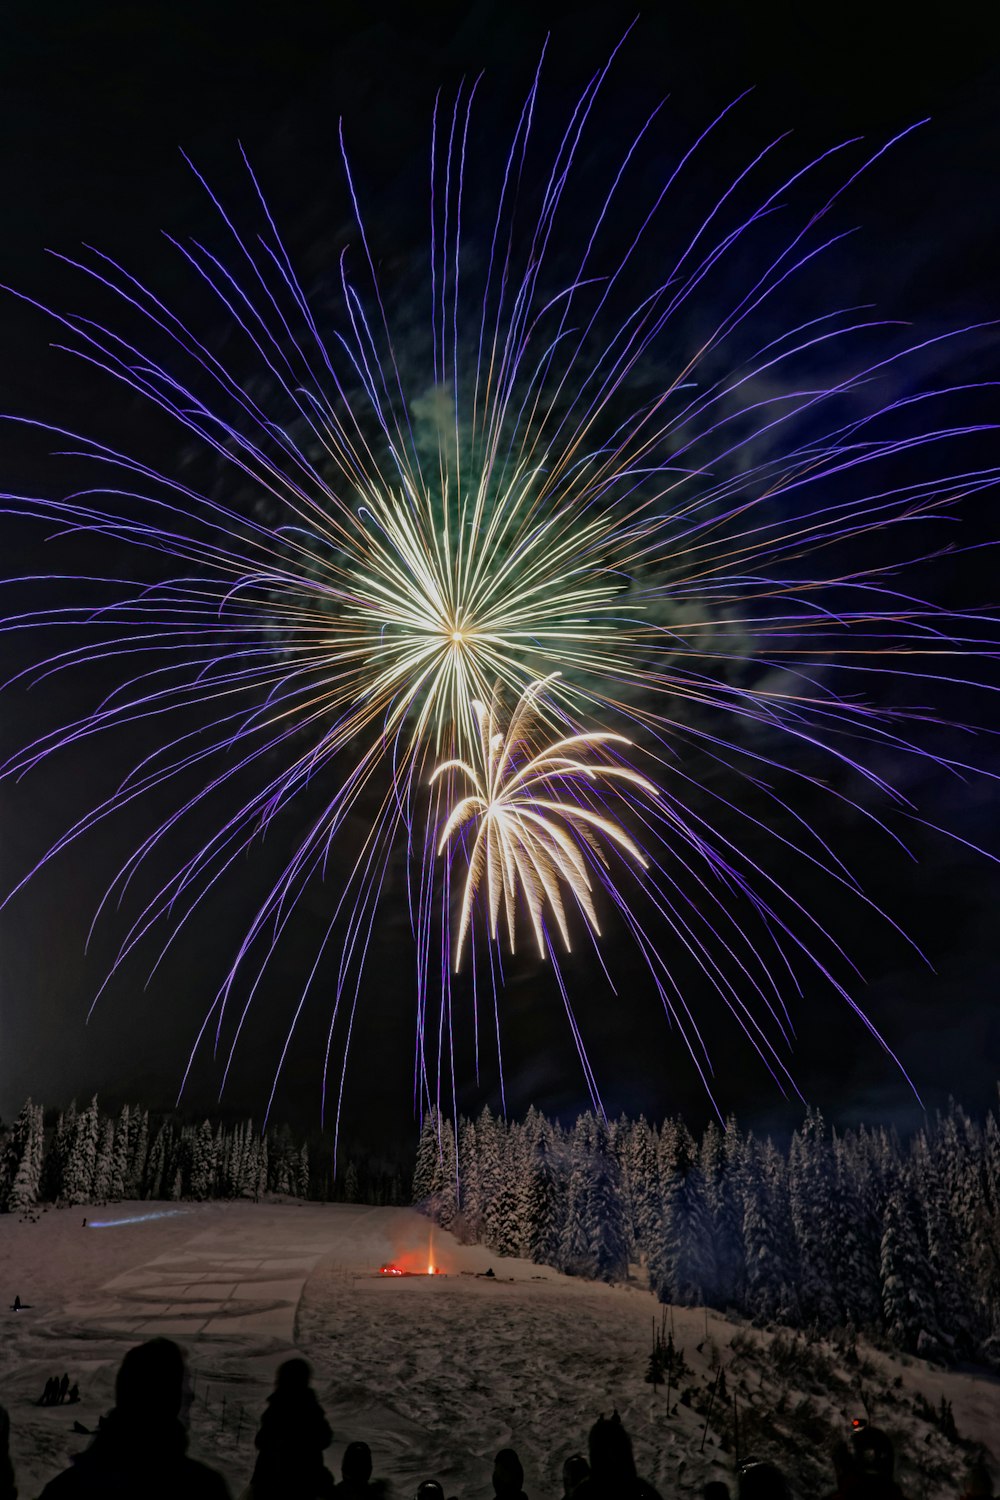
left=0, top=1336, right=988, bottom=1499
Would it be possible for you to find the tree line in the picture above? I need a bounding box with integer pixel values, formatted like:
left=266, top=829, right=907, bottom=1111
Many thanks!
left=0, top=1097, right=411, bottom=1210
left=412, top=1096, right=1000, bottom=1362
left=0, top=1097, right=311, bottom=1207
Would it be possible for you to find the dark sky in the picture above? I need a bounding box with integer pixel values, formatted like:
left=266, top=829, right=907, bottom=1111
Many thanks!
left=1, top=0, right=999, bottom=1151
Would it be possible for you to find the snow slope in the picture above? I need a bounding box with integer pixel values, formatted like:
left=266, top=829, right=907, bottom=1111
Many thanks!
left=0, top=1201, right=995, bottom=1498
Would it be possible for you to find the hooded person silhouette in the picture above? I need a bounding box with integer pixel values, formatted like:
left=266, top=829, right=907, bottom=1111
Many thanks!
left=0, top=1404, right=16, bottom=1500
left=572, top=1412, right=662, bottom=1500
left=250, top=1357, right=334, bottom=1499
left=38, top=1338, right=229, bottom=1500
left=492, top=1449, right=528, bottom=1500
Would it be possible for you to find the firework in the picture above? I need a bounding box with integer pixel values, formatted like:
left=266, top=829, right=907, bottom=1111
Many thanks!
left=433, top=677, right=658, bottom=962
left=1, top=38, right=997, bottom=1132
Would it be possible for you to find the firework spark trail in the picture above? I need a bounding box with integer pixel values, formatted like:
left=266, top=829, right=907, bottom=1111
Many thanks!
left=433, top=676, right=659, bottom=963
left=1, top=40, right=998, bottom=1141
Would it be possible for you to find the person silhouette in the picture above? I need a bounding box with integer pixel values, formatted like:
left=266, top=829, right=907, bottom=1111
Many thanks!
left=563, top=1455, right=590, bottom=1496
left=251, top=1357, right=334, bottom=1499
left=333, top=1440, right=390, bottom=1498
left=572, top=1412, right=662, bottom=1500
left=493, top=1449, right=528, bottom=1500
left=0, top=1403, right=16, bottom=1500
left=738, top=1463, right=791, bottom=1500
left=58, top=1375, right=69, bottom=1405
left=38, top=1337, right=229, bottom=1499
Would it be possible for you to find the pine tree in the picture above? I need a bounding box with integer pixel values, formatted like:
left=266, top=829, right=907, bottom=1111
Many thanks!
left=559, top=1114, right=596, bottom=1272
left=65, top=1097, right=100, bottom=1206
left=5, top=1101, right=44, bottom=1214
left=296, top=1142, right=310, bottom=1199
left=343, top=1161, right=360, bottom=1202
left=829, top=1131, right=881, bottom=1329
left=559, top=1114, right=627, bottom=1281
left=523, top=1126, right=565, bottom=1266
left=44, top=1101, right=77, bottom=1201
left=144, top=1121, right=172, bottom=1200
left=457, top=1117, right=484, bottom=1240
left=788, top=1110, right=839, bottom=1327
left=701, top=1117, right=745, bottom=1308
left=477, top=1108, right=517, bottom=1253
left=92, top=1117, right=115, bottom=1203
left=880, top=1172, right=939, bottom=1351
left=189, top=1121, right=216, bottom=1200
left=741, top=1135, right=800, bottom=1323
left=128, top=1110, right=148, bottom=1198
left=411, top=1111, right=441, bottom=1206
left=109, top=1106, right=130, bottom=1201
left=240, top=1125, right=259, bottom=1198
left=911, top=1129, right=968, bottom=1339
left=429, top=1120, right=458, bottom=1230
left=625, top=1117, right=663, bottom=1268
left=655, top=1122, right=714, bottom=1304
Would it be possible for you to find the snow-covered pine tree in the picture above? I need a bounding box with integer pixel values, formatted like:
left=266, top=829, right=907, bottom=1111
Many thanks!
left=523, top=1123, right=565, bottom=1266
left=411, top=1111, right=441, bottom=1206
left=43, top=1100, right=76, bottom=1201
left=559, top=1113, right=627, bottom=1281
left=980, top=1102, right=1000, bottom=1333
left=428, top=1119, right=457, bottom=1229
left=559, top=1114, right=595, bottom=1273
left=109, top=1106, right=130, bottom=1201
left=741, top=1134, right=800, bottom=1323
left=268, top=1125, right=294, bottom=1195
left=655, top=1121, right=714, bottom=1304
left=474, top=1108, right=508, bottom=1251
left=170, top=1128, right=195, bottom=1200
left=220, top=1124, right=238, bottom=1197
left=788, top=1110, right=839, bottom=1327
left=240, top=1125, right=259, bottom=1198
left=880, top=1169, right=939, bottom=1352
left=296, top=1142, right=309, bottom=1199
left=2, top=1100, right=31, bottom=1210
left=457, top=1117, right=483, bottom=1240
left=127, top=1109, right=148, bottom=1198
left=255, top=1134, right=269, bottom=1200
left=512, top=1110, right=544, bottom=1256
left=985, top=1096, right=1000, bottom=1219
left=143, top=1120, right=172, bottom=1200
left=625, top=1117, right=662, bottom=1270
left=91, top=1117, right=115, bottom=1203
left=65, top=1096, right=100, bottom=1206
left=5, top=1101, right=44, bottom=1213
left=829, top=1130, right=881, bottom=1330
left=189, top=1121, right=216, bottom=1200
left=484, top=1114, right=520, bottom=1254
left=700, top=1118, right=746, bottom=1308
left=583, top=1115, right=628, bottom=1281
left=911, top=1128, right=970, bottom=1341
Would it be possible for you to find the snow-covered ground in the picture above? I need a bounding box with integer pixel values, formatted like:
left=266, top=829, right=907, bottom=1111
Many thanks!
left=0, top=1201, right=996, bottom=1498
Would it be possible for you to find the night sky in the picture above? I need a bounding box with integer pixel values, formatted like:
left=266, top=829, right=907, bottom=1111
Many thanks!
left=1, top=1, right=999, bottom=1152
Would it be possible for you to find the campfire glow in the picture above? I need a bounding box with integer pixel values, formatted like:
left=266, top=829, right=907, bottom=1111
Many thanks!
left=377, top=1229, right=446, bottom=1277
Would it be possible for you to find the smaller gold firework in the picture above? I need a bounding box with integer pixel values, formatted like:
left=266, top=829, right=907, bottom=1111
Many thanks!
left=432, top=676, right=659, bottom=966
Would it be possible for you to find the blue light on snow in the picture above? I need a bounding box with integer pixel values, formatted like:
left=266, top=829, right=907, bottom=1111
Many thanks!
left=87, top=1210, right=188, bottom=1228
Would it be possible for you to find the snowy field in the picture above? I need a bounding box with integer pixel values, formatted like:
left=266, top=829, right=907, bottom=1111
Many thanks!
left=0, top=1201, right=996, bottom=1498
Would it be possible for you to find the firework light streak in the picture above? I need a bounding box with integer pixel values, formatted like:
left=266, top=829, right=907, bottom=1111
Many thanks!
left=433, top=676, right=658, bottom=963
left=1, top=34, right=998, bottom=1138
